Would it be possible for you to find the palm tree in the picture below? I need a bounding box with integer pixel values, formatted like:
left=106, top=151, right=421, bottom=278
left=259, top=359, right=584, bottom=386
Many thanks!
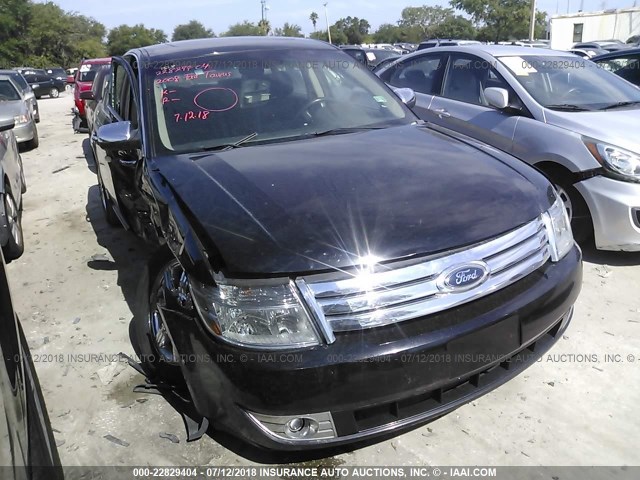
left=310, top=12, right=319, bottom=32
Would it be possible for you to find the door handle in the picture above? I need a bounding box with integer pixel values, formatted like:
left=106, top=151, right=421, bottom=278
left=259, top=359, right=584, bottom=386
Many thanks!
left=433, top=108, right=451, bottom=118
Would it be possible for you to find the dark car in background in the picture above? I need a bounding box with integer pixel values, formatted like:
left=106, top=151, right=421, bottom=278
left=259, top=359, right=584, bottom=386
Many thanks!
left=0, top=248, right=63, bottom=478
left=22, top=74, right=65, bottom=99
left=72, top=57, right=111, bottom=132
left=45, top=67, right=66, bottom=82
left=91, top=37, right=581, bottom=450
left=592, top=47, right=640, bottom=86
left=365, top=48, right=401, bottom=70
left=0, top=70, right=39, bottom=123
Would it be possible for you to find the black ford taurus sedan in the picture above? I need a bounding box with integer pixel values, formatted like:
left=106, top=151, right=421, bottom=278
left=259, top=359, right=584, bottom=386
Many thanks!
left=92, top=37, right=582, bottom=450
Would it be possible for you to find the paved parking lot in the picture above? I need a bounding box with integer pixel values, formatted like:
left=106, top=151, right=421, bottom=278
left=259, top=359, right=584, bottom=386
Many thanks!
left=7, top=95, right=640, bottom=468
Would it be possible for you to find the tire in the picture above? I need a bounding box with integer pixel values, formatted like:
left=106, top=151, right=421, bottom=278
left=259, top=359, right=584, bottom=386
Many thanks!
left=2, top=186, right=24, bottom=261
left=25, top=125, right=39, bottom=151
left=551, top=177, right=592, bottom=243
left=131, top=253, right=187, bottom=386
left=49, top=88, right=59, bottom=98
left=19, top=157, right=27, bottom=194
left=96, top=168, right=121, bottom=227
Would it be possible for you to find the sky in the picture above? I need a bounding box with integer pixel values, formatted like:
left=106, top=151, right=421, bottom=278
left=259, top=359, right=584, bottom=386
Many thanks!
left=44, top=0, right=639, bottom=36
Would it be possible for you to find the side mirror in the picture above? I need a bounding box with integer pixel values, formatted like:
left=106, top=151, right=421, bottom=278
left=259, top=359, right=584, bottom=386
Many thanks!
left=484, top=87, right=509, bottom=109
left=393, top=87, right=417, bottom=109
left=79, top=90, right=95, bottom=100
left=0, top=119, right=15, bottom=132
left=96, top=121, right=140, bottom=151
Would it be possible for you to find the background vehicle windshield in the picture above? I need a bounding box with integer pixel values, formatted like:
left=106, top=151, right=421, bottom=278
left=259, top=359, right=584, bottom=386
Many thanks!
left=147, top=48, right=413, bottom=154
left=10, top=74, right=29, bottom=91
left=498, top=55, right=640, bottom=109
left=0, top=80, right=20, bottom=101
left=78, top=69, right=98, bottom=82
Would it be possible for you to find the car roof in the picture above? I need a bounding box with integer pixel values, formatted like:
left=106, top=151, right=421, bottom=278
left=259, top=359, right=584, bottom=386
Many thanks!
left=424, top=45, right=574, bottom=57
left=81, top=57, right=111, bottom=64
left=133, top=37, right=335, bottom=62
left=591, top=47, right=640, bottom=61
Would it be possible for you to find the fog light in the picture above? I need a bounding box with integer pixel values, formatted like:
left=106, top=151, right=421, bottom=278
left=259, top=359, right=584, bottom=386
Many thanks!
left=287, top=418, right=305, bottom=433
left=248, top=411, right=336, bottom=442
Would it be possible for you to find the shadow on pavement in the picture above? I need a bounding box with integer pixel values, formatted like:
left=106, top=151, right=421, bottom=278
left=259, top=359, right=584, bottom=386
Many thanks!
left=580, top=238, right=640, bottom=266
left=82, top=137, right=97, bottom=174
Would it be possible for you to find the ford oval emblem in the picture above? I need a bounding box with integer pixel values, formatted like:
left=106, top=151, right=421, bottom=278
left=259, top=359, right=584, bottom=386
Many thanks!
left=438, top=262, right=489, bottom=292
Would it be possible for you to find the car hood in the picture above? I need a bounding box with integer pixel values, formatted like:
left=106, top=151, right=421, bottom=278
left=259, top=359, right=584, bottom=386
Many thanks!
left=156, top=125, right=552, bottom=275
left=0, top=101, right=27, bottom=121
left=545, top=108, right=640, bottom=153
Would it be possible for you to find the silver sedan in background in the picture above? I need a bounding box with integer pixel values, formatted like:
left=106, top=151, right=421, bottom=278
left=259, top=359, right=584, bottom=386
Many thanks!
left=378, top=45, right=640, bottom=251
left=0, top=75, right=39, bottom=151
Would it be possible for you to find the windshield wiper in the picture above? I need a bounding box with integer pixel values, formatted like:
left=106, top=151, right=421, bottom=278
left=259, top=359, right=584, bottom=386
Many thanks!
left=545, top=104, right=591, bottom=112
left=598, top=101, right=640, bottom=110
left=311, top=126, right=388, bottom=137
left=199, top=132, right=258, bottom=152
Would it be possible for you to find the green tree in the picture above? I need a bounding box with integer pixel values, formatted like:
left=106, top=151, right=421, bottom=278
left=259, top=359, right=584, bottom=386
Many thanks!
left=399, top=5, right=455, bottom=40
left=451, top=0, right=545, bottom=42
left=23, top=2, right=106, bottom=67
left=273, top=23, right=304, bottom=37
left=333, top=17, right=370, bottom=45
left=222, top=21, right=263, bottom=37
left=258, top=19, right=271, bottom=35
left=373, top=23, right=404, bottom=43
left=431, top=15, right=476, bottom=39
left=172, top=20, right=215, bottom=41
left=310, top=12, right=319, bottom=32
left=0, top=0, right=31, bottom=67
left=107, top=24, right=166, bottom=55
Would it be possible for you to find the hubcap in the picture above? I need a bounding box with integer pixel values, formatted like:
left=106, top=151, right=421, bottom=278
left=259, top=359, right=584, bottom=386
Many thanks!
left=149, top=260, right=191, bottom=364
left=555, top=184, right=573, bottom=221
left=4, top=194, right=22, bottom=246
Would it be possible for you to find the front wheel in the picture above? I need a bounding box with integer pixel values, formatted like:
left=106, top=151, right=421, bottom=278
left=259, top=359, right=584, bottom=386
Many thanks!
left=132, top=255, right=188, bottom=385
left=553, top=180, right=592, bottom=243
left=49, top=88, right=59, bottom=98
left=25, top=125, right=39, bottom=151
left=2, top=186, right=24, bottom=261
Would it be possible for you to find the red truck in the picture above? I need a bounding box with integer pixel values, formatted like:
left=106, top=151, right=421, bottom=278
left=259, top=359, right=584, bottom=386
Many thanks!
left=72, top=57, right=111, bottom=132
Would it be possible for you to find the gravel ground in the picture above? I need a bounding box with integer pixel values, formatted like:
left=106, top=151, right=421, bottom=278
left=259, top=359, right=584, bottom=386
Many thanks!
left=6, top=95, right=640, bottom=468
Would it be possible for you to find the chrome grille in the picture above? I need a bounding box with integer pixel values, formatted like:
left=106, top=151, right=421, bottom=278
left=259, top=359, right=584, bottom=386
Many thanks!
left=302, top=217, right=550, bottom=332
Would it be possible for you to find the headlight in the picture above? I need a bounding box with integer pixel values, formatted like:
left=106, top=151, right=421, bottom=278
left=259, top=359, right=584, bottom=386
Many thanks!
left=542, top=191, right=574, bottom=262
left=190, top=280, right=321, bottom=349
left=14, top=114, right=29, bottom=125
left=585, top=140, right=640, bottom=180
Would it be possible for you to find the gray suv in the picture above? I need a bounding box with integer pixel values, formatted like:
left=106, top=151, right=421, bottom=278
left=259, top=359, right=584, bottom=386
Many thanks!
left=378, top=45, right=640, bottom=251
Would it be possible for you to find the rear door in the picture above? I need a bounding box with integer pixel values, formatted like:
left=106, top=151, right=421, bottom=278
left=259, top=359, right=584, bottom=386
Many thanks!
left=427, top=52, right=524, bottom=153
left=378, top=52, right=447, bottom=116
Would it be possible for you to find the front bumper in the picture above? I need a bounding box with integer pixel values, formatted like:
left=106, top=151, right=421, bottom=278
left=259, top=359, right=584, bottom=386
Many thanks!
left=13, top=121, right=35, bottom=143
left=575, top=175, right=640, bottom=251
left=164, top=246, right=582, bottom=450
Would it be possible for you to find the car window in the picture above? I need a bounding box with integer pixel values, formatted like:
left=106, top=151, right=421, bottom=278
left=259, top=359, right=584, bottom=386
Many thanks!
left=9, top=74, right=29, bottom=91
left=0, top=80, right=21, bottom=101
left=441, top=54, right=520, bottom=108
left=111, top=63, right=128, bottom=117
left=383, top=54, right=445, bottom=95
left=147, top=48, right=414, bottom=154
left=596, top=56, right=639, bottom=72
left=499, top=54, right=640, bottom=109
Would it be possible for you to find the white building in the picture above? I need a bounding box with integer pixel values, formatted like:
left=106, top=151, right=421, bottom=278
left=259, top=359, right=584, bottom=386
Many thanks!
left=550, top=6, right=640, bottom=50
